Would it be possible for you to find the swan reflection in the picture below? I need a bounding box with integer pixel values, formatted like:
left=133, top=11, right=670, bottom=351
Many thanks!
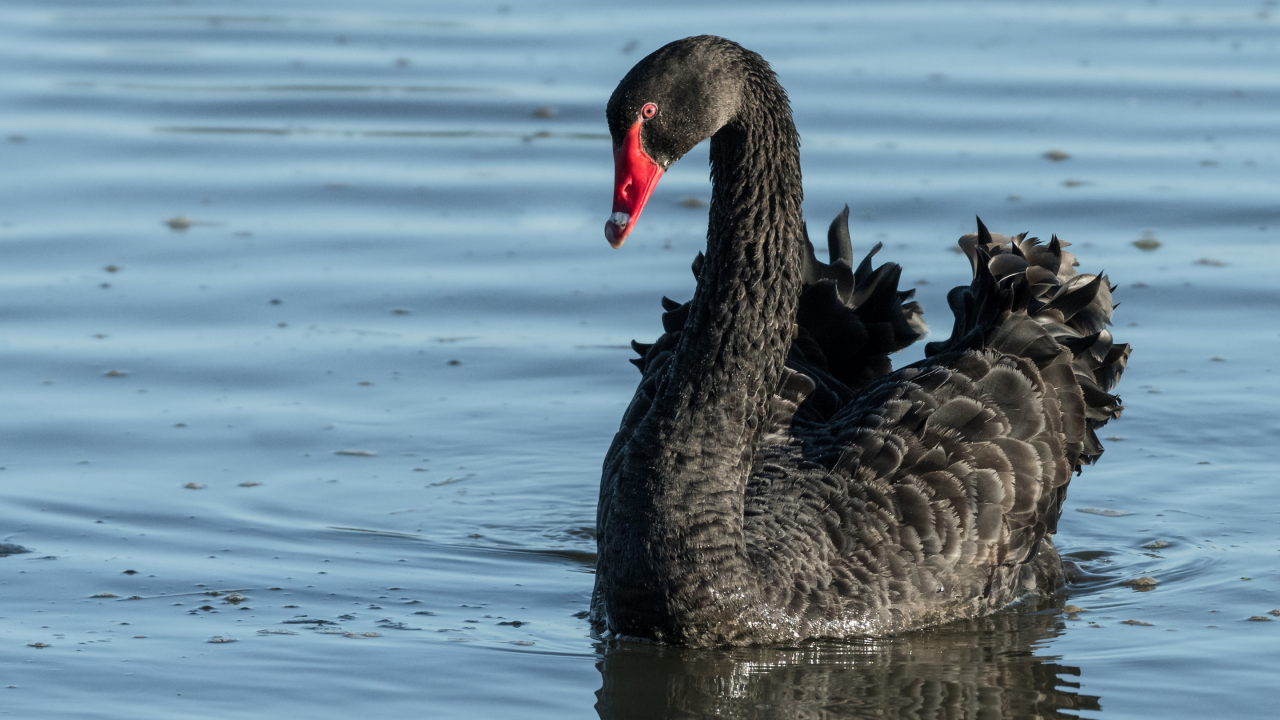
left=595, top=600, right=1099, bottom=719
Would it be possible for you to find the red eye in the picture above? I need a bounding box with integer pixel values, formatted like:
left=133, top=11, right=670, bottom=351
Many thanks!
left=641, top=103, right=658, bottom=119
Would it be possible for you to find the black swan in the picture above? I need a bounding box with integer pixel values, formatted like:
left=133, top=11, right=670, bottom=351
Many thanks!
left=593, top=35, right=1129, bottom=646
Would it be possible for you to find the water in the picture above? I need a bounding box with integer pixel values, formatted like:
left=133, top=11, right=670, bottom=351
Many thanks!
left=1, top=0, right=1278, bottom=717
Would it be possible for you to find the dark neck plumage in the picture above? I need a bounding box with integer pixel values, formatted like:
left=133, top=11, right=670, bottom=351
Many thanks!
left=607, top=64, right=804, bottom=632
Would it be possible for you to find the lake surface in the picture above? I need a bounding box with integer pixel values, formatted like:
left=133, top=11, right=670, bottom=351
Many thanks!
left=2, top=0, right=1278, bottom=717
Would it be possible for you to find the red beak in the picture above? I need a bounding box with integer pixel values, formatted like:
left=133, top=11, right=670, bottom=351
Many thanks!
left=605, top=119, right=664, bottom=248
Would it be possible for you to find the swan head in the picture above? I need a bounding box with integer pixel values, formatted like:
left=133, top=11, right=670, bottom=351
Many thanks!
left=604, top=36, right=747, bottom=248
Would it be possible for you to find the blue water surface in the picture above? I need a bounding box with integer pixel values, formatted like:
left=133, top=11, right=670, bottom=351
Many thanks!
left=2, top=1, right=1278, bottom=718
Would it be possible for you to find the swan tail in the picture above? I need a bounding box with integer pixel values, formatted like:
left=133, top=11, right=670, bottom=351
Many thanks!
left=925, top=218, right=1130, bottom=472
left=793, top=206, right=929, bottom=391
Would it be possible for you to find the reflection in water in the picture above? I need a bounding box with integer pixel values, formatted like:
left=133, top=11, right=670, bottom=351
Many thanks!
left=595, top=600, right=1099, bottom=719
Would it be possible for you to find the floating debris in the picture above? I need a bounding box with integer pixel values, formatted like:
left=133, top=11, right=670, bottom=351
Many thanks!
left=1122, top=576, right=1159, bottom=588
left=238, top=481, right=262, bottom=487
left=343, top=632, right=381, bottom=639
left=1062, top=179, right=1089, bottom=188
left=166, top=216, right=193, bottom=231
left=1044, top=150, right=1070, bottom=161
left=90, top=593, right=118, bottom=598
left=1133, top=232, right=1161, bottom=251
left=223, top=592, right=246, bottom=604
left=377, top=620, right=422, bottom=631
left=1105, top=436, right=1125, bottom=441
left=1142, top=540, right=1170, bottom=549
left=679, top=197, right=708, bottom=208
left=27, top=643, right=51, bottom=648
left=104, top=265, right=121, bottom=273
left=1247, top=616, right=1273, bottom=622
left=1062, top=605, right=1085, bottom=614
left=391, top=308, right=412, bottom=315
left=0, top=543, right=31, bottom=556
left=122, top=569, right=138, bottom=575
left=447, top=359, right=461, bottom=366
left=532, top=106, right=556, bottom=119
left=1195, top=258, right=1228, bottom=267
left=1121, top=619, right=1153, bottom=626
left=509, top=640, right=535, bottom=646
left=257, top=629, right=299, bottom=635
left=334, top=450, right=376, bottom=457
left=103, top=369, right=129, bottom=378
left=207, top=636, right=237, bottom=643
left=1076, top=507, right=1134, bottom=517
left=183, top=482, right=205, bottom=490
left=497, top=620, right=527, bottom=627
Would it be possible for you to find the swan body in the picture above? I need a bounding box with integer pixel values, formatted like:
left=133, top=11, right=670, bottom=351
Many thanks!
left=593, top=36, right=1129, bottom=646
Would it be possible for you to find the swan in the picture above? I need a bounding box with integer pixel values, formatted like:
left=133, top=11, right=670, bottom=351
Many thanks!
left=593, top=35, right=1129, bottom=646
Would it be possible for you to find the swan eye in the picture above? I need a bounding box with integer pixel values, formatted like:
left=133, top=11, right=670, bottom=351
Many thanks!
left=641, top=103, right=658, bottom=119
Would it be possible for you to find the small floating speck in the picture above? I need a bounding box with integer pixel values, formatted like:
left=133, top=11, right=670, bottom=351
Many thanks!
left=509, top=640, right=535, bottom=646
left=1241, top=577, right=1253, bottom=581
left=238, top=481, right=262, bottom=487
left=1076, top=507, right=1133, bottom=517
left=224, top=593, right=246, bottom=604
left=1121, top=619, right=1153, bottom=626
left=174, top=423, right=187, bottom=428
left=1247, top=616, right=1272, bottom=622
left=1133, top=234, right=1161, bottom=251
left=447, top=359, right=461, bottom=366
left=497, top=620, right=527, bottom=627
left=27, top=643, right=51, bottom=649
left=125, top=596, right=143, bottom=601
left=207, top=636, right=237, bottom=643
left=1062, top=179, right=1089, bottom=188
left=90, top=593, right=118, bottom=598
left=1195, top=258, right=1228, bottom=267
left=184, top=482, right=206, bottom=490
left=356, top=381, right=373, bottom=386
left=122, top=569, right=138, bottom=575
left=0, top=543, right=32, bottom=556
left=1142, top=540, right=1170, bottom=549
left=167, top=216, right=193, bottom=231
left=532, top=106, right=556, bottom=119
left=103, top=369, right=129, bottom=378
left=1121, top=576, right=1159, bottom=588
left=1044, top=150, right=1070, bottom=161
left=257, top=629, right=299, bottom=635
left=678, top=197, right=708, bottom=208
left=391, top=308, right=412, bottom=315
left=104, top=265, right=120, bottom=273
left=334, top=450, right=376, bottom=457
left=343, top=632, right=381, bottom=639
left=1105, top=436, right=1124, bottom=441
left=1211, top=357, right=1227, bottom=362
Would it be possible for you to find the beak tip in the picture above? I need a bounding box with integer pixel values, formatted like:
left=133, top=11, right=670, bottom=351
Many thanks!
left=605, top=220, right=627, bottom=248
